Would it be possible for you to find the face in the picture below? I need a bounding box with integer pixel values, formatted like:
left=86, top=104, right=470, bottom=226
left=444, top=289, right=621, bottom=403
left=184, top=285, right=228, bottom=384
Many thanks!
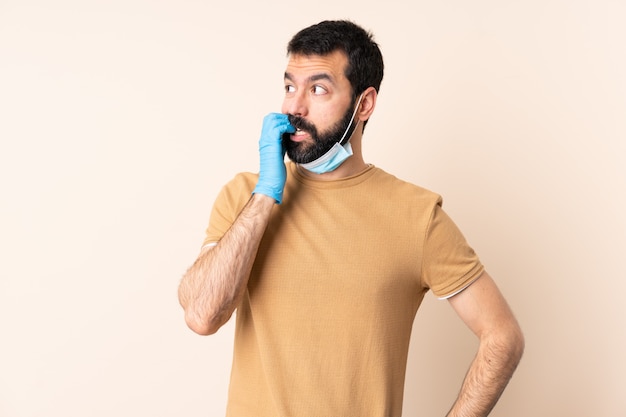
left=285, top=98, right=357, bottom=163
left=281, top=51, right=357, bottom=164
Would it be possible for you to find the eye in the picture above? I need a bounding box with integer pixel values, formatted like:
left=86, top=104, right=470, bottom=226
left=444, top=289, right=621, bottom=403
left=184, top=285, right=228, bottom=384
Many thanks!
left=312, top=85, right=327, bottom=95
left=284, top=84, right=296, bottom=94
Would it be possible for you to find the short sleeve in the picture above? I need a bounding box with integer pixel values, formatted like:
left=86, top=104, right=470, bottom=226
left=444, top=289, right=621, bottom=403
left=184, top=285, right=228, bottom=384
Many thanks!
left=421, top=202, right=484, bottom=299
left=202, top=173, right=258, bottom=248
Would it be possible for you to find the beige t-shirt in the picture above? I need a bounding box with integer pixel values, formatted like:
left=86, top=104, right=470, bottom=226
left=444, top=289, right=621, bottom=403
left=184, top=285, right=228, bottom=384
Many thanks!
left=204, top=163, right=484, bottom=417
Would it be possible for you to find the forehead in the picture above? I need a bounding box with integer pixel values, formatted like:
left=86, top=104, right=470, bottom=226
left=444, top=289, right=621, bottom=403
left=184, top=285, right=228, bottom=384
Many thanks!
left=284, top=50, right=349, bottom=84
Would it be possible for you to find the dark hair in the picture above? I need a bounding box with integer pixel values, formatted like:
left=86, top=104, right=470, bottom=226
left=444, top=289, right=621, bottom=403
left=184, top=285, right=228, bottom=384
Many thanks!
left=287, top=20, right=384, bottom=99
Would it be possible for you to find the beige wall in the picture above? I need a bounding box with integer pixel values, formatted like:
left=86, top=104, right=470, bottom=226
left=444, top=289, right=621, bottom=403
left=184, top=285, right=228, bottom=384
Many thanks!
left=1, top=1, right=624, bottom=416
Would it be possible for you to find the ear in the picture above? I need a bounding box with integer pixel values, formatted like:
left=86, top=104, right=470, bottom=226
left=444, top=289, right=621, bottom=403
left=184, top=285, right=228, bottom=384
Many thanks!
left=357, top=86, right=378, bottom=122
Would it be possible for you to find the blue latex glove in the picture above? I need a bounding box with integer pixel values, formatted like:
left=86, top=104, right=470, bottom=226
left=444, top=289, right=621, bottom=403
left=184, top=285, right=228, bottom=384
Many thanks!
left=252, top=113, right=295, bottom=204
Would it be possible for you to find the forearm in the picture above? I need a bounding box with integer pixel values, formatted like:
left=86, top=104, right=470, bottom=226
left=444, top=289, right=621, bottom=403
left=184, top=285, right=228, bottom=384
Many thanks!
left=178, top=193, right=275, bottom=335
left=446, top=329, right=524, bottom=417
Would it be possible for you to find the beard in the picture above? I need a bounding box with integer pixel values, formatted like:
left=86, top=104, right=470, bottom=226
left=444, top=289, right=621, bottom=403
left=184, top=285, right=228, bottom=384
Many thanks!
left=284, top=99, right=358, bottom=164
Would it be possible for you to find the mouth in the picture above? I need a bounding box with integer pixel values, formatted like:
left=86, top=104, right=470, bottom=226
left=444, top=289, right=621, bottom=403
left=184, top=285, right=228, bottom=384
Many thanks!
left=287, top=114, right=316, bottom=143
left=290, top=128, right=309, bottom=142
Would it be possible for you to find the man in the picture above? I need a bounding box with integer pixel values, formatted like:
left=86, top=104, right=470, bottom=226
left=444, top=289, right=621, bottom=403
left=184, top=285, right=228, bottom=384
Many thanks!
left=178, top=20, right=524, bottom=417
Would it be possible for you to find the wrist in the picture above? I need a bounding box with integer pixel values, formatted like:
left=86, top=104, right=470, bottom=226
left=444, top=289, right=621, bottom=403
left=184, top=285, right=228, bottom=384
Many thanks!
left=252, top=185, right=283, bottom=204
left=251, top=191, right=278, bottom=205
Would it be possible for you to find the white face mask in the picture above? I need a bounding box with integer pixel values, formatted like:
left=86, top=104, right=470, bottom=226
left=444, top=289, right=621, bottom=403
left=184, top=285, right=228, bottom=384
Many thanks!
left=299, top=93, right=364, bottom=174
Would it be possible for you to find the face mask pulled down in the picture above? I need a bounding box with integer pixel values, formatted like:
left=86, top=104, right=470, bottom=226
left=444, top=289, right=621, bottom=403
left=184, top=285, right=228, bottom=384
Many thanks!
left=289, top=94, right=364, bottom=175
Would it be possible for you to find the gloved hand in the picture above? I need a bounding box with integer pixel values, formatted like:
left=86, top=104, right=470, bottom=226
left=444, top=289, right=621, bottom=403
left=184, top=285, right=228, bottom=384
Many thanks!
left=252, top=113, right=295, bottom=204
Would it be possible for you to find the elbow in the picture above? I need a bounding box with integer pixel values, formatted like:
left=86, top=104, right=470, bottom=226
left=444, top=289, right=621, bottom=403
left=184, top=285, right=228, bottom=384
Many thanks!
left=183, top=308, right=227, bottom=336
left=501, top=322, right=525, bottom=367
left=184, top=314, right=217, bottom=336
left=178, top=289, right=222, bottom=336
left=512, top=326, right=525, bottom=364
left=484, top=322, right=525, bottom=370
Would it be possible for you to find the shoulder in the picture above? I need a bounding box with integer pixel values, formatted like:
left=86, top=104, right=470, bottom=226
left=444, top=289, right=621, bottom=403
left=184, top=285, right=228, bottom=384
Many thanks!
left=216, top=171, right=259, bottom=199
left=369, top=167, right=443, bottom=207
left=226, top=171, right=258, bottom=189
left=213, top=171, right=258, bottom=212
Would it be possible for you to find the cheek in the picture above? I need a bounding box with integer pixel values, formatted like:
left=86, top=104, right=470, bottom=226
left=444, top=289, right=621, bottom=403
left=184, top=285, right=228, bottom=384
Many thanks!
left=316, top=108, right=341, bottom=130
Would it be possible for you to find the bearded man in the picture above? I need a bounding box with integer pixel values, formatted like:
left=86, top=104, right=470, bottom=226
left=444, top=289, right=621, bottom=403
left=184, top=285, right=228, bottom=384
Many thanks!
left=178, top=19, right=524, bottom=417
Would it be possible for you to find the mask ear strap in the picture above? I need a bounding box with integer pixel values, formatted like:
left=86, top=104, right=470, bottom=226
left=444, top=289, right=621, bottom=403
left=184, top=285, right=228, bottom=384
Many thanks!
left=338, top=93, right=364, bottom=146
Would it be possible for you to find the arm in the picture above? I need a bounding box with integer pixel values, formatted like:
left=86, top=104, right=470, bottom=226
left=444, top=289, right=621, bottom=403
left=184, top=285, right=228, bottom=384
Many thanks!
left=178, top=113, right=294, bottom=335
left=178, top=193, right=274, bottom=335
left=445, top=271, right=525, bottom=417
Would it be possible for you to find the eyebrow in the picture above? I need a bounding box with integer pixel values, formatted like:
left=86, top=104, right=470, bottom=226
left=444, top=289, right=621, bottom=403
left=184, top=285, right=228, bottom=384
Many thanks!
left=284, top=72, right=335, bottom=85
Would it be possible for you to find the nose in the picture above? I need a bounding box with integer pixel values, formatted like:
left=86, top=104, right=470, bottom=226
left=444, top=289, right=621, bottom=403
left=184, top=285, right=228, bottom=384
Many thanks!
left=282, top=91, right=308, bottom=117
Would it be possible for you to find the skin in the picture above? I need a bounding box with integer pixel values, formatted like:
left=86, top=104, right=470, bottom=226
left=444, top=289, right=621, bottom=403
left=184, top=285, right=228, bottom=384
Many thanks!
left=178, top=50, right=524, bottom=416
left=177, top=51, right=374, bottom=333
left=178, top=193, right=274, bottom=335
left=281, top=50, right=377, bottom=180
left=446, top=272, right=525, bottom=416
